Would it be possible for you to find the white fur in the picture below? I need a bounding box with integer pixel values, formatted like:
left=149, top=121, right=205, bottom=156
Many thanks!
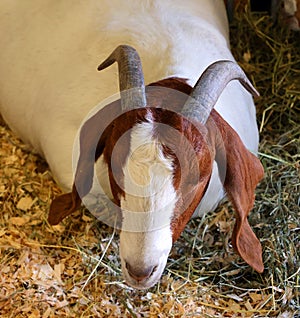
left=121, top=121, right=176, bottom=225
left=119, top=120, right=176, bottom=288
left=284, top=0, right=297, bottom=15
left=0, top=0, right=260, bottom=288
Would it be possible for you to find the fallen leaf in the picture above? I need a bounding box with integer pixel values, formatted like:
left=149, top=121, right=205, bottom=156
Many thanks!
left=9, top=216, right=31, bottom=226
left=17, top=196, right=34, bottom=211
left=249, top=292, right=263, bottom=303
left=227, top=294, right=243, bottom=302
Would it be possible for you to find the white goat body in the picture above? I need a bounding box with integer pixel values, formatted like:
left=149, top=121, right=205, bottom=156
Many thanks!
left=0, top=0, right=263, bottom=289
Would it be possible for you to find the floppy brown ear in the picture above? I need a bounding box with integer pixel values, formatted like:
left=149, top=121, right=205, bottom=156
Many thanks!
left=210, top=110, right=264, bottom=272
left=48, top=185, right=82, bottom=225
left=48, top=102, right=119, bottom=225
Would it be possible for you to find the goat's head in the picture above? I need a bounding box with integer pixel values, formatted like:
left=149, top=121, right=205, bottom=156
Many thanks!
left=48, top=45, right=264, bottom=289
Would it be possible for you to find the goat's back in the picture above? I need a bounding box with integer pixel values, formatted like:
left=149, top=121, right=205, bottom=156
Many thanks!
left=0, top=0, right=257, bottom=193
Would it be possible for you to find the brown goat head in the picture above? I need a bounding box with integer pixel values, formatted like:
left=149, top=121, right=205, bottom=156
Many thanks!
left=49, top=77, right=264, bottom=289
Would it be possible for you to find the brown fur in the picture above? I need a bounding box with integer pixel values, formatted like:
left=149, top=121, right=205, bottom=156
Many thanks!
left=209, top=111, right=264, bottom=272
left=49, top=77, right=264, bottom=273
left=296, top=0, right=300, bottom=22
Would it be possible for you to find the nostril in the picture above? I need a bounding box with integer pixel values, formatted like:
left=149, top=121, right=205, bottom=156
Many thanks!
left=125, top=262, right=158, bottom=282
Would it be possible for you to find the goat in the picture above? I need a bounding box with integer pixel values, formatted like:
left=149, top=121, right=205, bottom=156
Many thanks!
left=0, top=0, right=264, bottom=289
left=282, top=0, right=300, bottom=30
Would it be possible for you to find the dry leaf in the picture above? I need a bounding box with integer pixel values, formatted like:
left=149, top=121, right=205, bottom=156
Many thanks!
left=249, top=292, right=263, bottom=303
left=17, top=196, right=34, bottom=211
left=42, top=308, right=52, bottom=318
left=217, top=220, right=231, bottom=233
left=10, top=216, right=30, bottom=226
left=243, top=51, right=251, bottom=63
left=28, top=309, right=40, bottom=318
left=51, top=224, right=66, bottom=233
left=5, top=155, right=18, bottom=165
left=245, top=299, right=254, bottom=311
left=227, top=294, right=243, bottom=302
left=54, top=263, right=64, bottom=285
left=227, top=299, right=241, bottom=311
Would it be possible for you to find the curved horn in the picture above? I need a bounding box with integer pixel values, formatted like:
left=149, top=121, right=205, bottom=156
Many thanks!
left=98, top=45, right=146, bottom=110
left=181, top=60, right=259, bottom=124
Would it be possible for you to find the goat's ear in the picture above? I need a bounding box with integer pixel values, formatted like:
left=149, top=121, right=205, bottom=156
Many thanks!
left=48, top=152, right=97, bottom=225
left=48, top=104, right=115, bottom=225
left=48, top=185, right=81, bottom=225
left=210, top=111, right=264, bottom=273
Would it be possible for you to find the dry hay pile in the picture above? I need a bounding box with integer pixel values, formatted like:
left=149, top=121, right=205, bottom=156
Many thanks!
left=0, top=5, right=299, bottom=318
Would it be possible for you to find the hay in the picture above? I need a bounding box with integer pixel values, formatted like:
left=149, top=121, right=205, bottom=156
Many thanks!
left=0, top=4, right=299, bottom=317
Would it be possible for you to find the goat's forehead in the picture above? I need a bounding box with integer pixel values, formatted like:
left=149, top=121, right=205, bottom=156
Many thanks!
left=127, top=120, right=173, bottom=167
left=120, top=121, right=177, bottom=220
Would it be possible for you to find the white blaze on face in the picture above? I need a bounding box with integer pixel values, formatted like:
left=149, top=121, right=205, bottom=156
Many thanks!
left=119, top=115, right=177, bottom=289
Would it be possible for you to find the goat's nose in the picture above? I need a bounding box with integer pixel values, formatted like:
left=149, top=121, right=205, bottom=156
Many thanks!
left=125, top=262, right=158, bottom=282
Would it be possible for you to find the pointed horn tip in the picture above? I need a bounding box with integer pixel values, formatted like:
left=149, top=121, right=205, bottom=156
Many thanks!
left=248, top=84, right=260, bottom=98
left=97, top=64, right=105, bottom=71
left=97, top=45, right=138, bottom=71
left=253, top=88, right=260, bottom=98
left=97, top=59, right=114, bottom=71
left=241, top=75, right=260, bottom=98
